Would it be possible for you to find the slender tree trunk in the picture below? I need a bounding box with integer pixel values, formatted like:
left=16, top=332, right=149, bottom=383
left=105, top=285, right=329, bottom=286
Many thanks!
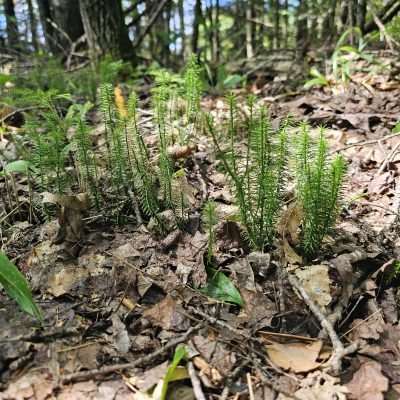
left=37, top=0, right=60, bottom=54
left=339, top=0, right=348, bottom=33
left=357, top=0, right=367, bottom=33
left=364, top=0, right=400, bottom=34
left=192, top=0, right=202, bottom=55
left=51, top=0, right=84, bottom=48
left=273, top=0, right=280, bottom=48
left=284, top=0, right=289, bottom=48
left=296, top=0, right=309, bottom=58
left=256, top=0, right=265, bottom=50
left=27, top=0, right=38, bottom=51
left=322, top=0, right=337, bottom=44
left=4, top=0, right=19, bottom=48
left=178, top=0, right=185, bottom=58
left=245, top=2, right=254, bottom=58
left=79, top=0, right=134, bottom=62
left=214, top=0, right=220, bottom=64
left=164, top=5, right=171, bottom=66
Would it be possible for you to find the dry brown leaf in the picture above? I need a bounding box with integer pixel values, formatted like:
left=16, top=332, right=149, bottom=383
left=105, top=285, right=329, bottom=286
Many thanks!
left=349, top=316, right=384, bottom=341
left=278, top=371, right=348, bottom=400
left=346, top=361, right=389, bottom=400
left=265, top=340, right=324, bottom=373
left=192, top=356, right=223, bottom=385
left=167, top=144, right=196, bottom=160
left=282, top=238, right=303, bottom=265
left=114, top=85, right=128, bottom=118
left=47, top=267, right=88, bottom=297
left=295, top=265, right=332, bottom=309
left=143, top=295, right=190, bottom=331
left=279, top=202, right=302, bottom=245
left=111, top=314, right=131, bottom=354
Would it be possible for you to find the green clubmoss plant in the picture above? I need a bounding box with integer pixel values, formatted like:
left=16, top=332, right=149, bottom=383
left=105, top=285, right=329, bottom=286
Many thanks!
left=207, top=95, right=288, bottom=250
left=183, top=54, right=202, bottom=124
left=202, top=200, right=218, bottom=264
left=28, top=91, right=71, bottom=193
left=71, top=103, right=100, bottom=209
left=100, top=83, right=128, bottom=193
left=295, top=125, right=346, bottom=258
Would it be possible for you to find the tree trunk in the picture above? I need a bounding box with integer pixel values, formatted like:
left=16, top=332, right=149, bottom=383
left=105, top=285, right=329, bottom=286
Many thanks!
left=52, top=0, right=84, bottom=47
left=215, top=0, right=220, bottom=63
left=27, top=0, right=39, bottom=51
left=245, top=2, right=254, bottom=58
left=178, top=0, right=185, bottom=58
left=357, top=0, right=367, bottom=33
left=322, top=0, right=337, bottom=44
left=273, top=0, right=280, bottom=48
left=4, top=0, right=19, bottom=48
left=296, top=0, right=309, bottom=58
left=364, top=0, right=400, bottom=34
left=283, top=0, right=289, bottom=48
left=192, top=0, right=202, bottom=55
left=79, top=0, right=134, bottom=62
left=37, top=0, right=59, bottom=54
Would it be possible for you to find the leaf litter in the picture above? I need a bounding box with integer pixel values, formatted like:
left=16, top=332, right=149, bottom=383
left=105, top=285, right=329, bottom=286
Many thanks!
left=2, top=54, right=400, bottom=399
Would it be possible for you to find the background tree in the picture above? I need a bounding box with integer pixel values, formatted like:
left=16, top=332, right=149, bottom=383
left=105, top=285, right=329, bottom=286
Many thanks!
left=79, top=0, right=133, bottom=62
left=4, top=0, right=19, bottom=48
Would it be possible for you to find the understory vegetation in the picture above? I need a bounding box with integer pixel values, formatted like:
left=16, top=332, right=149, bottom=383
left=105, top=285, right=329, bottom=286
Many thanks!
left=3, top=57, right=346, bottom=262
left=2, top=0, right=400, bottom=398
left=0, top=56, right=348, bottom=321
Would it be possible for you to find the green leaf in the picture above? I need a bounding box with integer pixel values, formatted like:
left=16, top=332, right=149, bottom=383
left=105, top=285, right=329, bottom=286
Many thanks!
left=393, top=122, right=400, bottom=133
left=223, top=74, right=244, bottom=89
left=304, top=77, right=329, bottom=89
left=160, top=345, right=187, bottom=400
left=0, top=252, right=42, bottom=321
left=4, top=160, right=31, bottom=174
left=338, top=45, right=359, bottom=54
left=201, top=267, right=243, bottom=306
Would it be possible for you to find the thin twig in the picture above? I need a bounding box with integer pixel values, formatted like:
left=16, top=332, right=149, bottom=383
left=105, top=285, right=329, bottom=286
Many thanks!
left=247, top=373, right=255, bottom=400
left=377, top=142, right=400, bottom=174
left=330, top=131, right=400, bottom=155
left=287, top=273, right=358, bottom=375
left=61, top=323, right=202, bottom=384
left=220, top=360, right=250, bottom=400
left=188, top=361, right=206, bottom=400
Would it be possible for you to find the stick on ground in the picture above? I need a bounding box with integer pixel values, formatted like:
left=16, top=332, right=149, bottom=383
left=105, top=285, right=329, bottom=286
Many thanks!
left=287, top=273, right=358, bottom=375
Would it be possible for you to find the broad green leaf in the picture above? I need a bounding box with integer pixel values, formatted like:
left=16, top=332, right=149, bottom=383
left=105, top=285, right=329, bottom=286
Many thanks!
left=309, top=67, right=323, bottom=78
left=223, top=74, right=244, bottom=89
left=0, top=252, right=42, bottom=321
left=201, top=267, right=243, bottom=306
left=338, top=45, right=359, bottom=54
left=304, top=77, right=329, bottom=89
left=393, top=122, right=400, bottom=133
left=160, top=345, right=187, bottom=400
left=4, top=160, right=31, bottom=174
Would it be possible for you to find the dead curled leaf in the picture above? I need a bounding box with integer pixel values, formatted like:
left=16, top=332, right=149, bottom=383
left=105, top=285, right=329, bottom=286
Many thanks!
left=265, top=340, right=325, bottom=373
left=278, top=371, right=348, bottom=400
left=346, top=361, right=389, bottom=400
left=294, top=265, right=332, bottom=310
left=42, top=192, right=89, bottom=256
left=167, top=144, right=196, bottom=160
left=143, top=295, right=190, bottom=331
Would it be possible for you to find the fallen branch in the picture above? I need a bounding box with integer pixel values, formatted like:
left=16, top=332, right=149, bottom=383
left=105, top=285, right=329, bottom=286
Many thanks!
left=188, top=361, right=206, bottom=400
left=330, top=131, right=400, bottom=155
left=61, top=323, right=202, bottom=384
left=287, top=273, right=358, bottom=375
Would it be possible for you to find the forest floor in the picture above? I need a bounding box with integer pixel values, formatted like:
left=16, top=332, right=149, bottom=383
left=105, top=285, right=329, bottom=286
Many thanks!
left=1, top=53, right=400, bottom=400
